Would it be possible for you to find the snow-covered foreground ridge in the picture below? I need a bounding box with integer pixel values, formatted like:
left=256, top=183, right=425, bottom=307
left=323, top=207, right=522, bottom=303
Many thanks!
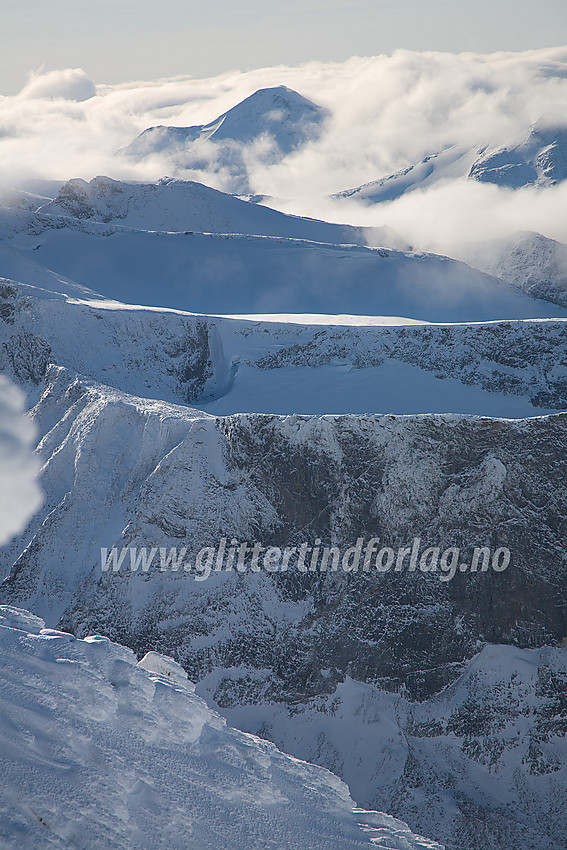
left=0, top=605, right=442, bottom=850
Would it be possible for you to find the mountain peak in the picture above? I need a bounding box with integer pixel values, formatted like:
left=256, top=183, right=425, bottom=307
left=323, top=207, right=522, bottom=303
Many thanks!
left=121, top=86, right=329, bottom=192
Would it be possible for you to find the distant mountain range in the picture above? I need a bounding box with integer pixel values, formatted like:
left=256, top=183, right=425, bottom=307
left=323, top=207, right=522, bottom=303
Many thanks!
left=334, top=116, right=567, bottom=203
left=120, top=85, right=567, bottom=201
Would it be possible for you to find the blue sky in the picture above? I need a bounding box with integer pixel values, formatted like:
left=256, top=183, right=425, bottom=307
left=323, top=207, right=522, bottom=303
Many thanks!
left=2, top=0, right=567, bottom=94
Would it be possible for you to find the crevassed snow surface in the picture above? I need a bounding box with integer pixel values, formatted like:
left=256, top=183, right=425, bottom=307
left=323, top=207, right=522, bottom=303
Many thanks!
left=0, top=606, right=443, bottom=850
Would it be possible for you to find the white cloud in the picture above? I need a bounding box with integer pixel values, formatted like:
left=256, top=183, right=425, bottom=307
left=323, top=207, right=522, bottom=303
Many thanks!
left=0, top=48, right=567, bottom=248
left=19, top=68, right=96, bottom=102
left=0, top=377, right=43, bottom=546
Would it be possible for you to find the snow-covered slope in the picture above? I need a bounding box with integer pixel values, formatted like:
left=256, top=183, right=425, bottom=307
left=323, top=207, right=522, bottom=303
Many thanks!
left=37, top=175, right=405, bottom=248
left=122, top=86, right=329, bottom=193
left=1, top=214, right=563, bottom=321
left=2, top=363, right=566, bottom=849
left=211, top=643, right=567, bottom=850
left=455, top=230, right=567, bottom=308
left=1, top=267, right=567, bottom=848
left=332, top=116, right=567, bottom=206
left=469, top=116, right=567, bottom=188
left=333, top=146, right=479, bottom=205
left=0, top=605, right=442, bottom=850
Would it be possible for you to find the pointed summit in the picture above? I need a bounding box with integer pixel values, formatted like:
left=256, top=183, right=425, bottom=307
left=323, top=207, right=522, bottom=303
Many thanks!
left=123, top=85, right=328, bottom=159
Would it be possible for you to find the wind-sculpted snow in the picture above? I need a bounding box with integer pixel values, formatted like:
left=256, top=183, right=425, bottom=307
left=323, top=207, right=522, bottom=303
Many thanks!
left=0, top=606, right=444, bottom=849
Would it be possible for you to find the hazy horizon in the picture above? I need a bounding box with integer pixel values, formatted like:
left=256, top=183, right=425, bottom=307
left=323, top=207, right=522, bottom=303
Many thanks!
left=2, top=0, right=567, bottom=96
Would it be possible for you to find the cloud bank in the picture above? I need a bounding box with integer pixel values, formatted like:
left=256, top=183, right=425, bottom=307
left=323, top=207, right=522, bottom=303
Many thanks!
left=18, top=68, right=97, bottom=102
left=1, top=47, right=567, bottom=249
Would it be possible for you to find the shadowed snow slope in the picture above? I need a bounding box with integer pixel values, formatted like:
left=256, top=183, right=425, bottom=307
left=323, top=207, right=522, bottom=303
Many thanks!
left=1, top=216, right=565, bottom=321
left=0, top=605, right=442, bottom=850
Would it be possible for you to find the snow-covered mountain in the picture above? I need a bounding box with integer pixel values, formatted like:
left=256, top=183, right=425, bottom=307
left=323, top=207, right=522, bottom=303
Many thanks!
left=455, top=230, right=567, bottom=308
left=469, top=116, right=567, bottom=189
left=0, top=605, right=442, bottom=850
left=215, top=643, right=567, bottom=850
left=37, top=175, right=406, bottom=248
left=333, top=146, right=479, bottom=205
left=333, top=116, right=567, bottom=206
left=122, top=86, right=329, bottom=193
left=1, top=262, right=567, bottom=848
left=2, top=124, right=567, bottom=850
left=125, top=86, right=328, bottom=155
